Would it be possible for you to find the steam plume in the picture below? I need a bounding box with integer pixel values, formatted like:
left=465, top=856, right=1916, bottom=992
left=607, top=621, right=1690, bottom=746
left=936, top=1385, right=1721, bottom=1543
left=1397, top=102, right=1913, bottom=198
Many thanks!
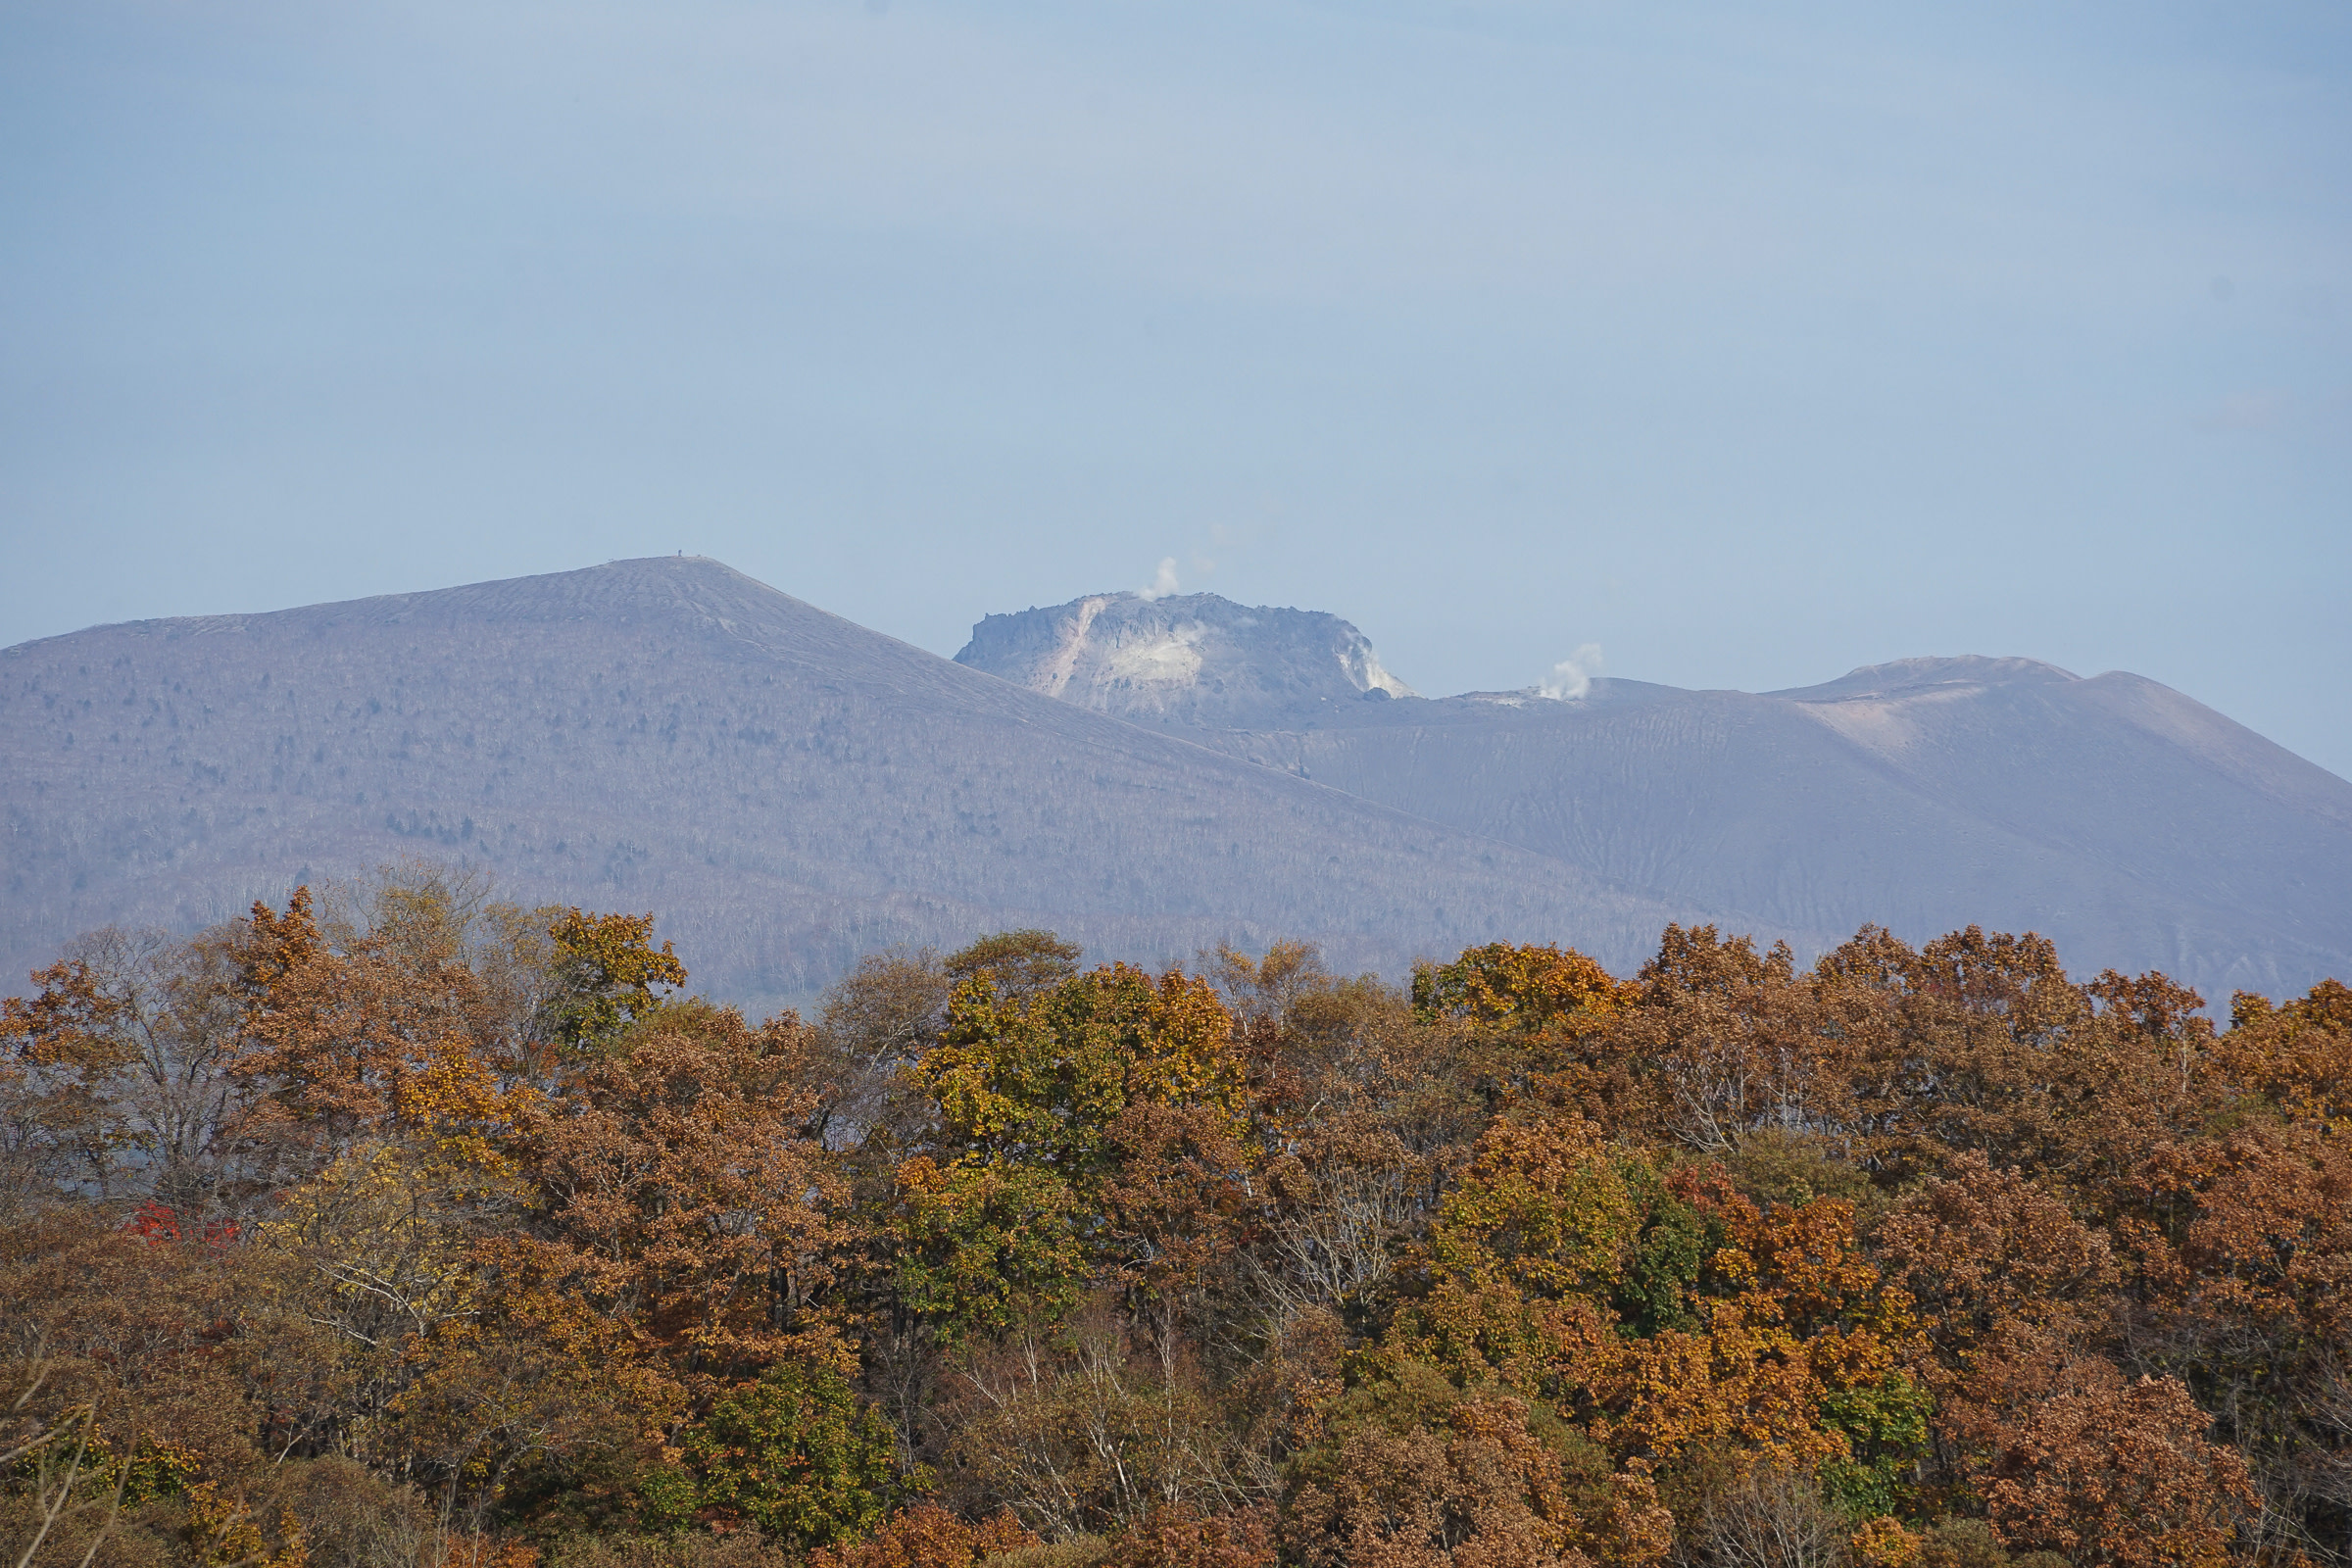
left=1539, top=643, right=1603, bottom=701
left=1136, top=557, right=1180, bottom=601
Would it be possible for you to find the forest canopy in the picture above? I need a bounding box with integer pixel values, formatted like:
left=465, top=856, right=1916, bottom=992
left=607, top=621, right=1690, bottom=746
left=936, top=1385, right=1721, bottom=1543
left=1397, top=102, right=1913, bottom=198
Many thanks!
left=6, top=862, right=2350, bottom=1568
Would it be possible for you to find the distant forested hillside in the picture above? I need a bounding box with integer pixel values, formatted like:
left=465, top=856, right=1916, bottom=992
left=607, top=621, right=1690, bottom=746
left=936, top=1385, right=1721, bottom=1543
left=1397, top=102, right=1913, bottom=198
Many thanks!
left=10, top=557, right=2352, bottom=1014
left=0, top=558, right=1715, bottom=1013
left=6, top=864, right=2347, bottom=1567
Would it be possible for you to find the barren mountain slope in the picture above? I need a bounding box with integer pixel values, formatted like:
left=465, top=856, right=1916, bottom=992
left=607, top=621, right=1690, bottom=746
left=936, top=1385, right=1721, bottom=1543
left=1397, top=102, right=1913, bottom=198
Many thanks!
left=0, top=559, right=1730, bottom=1008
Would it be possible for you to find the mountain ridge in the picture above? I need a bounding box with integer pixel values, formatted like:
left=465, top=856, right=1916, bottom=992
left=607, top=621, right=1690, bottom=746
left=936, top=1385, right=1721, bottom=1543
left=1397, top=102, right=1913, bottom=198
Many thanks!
left=955, top=588, right=2352, bottom=999
left=9, top=562, right=2349, bottom=1008
left=0, top=558, right=1746, bottom=1010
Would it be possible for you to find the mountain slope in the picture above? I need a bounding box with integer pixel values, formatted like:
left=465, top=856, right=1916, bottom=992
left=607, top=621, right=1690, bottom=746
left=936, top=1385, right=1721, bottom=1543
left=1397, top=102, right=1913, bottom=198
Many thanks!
left=957, top=595, right=2352, bottom=1000
left=0, top=559, right=1728, bottom=1007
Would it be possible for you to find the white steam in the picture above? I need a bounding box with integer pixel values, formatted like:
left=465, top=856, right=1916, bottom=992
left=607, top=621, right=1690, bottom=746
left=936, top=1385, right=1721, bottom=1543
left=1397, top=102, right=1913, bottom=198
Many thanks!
left=1538, top=644, right=1603, bottom=701
left=1136, top=557, right=1181, bottom=601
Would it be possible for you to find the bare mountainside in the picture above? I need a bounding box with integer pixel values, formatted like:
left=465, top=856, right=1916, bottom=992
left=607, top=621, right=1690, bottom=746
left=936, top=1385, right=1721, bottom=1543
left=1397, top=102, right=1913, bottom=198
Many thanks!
left=958, top=594, right=2352, bottom=1000
left=0, top=558, right=1724, bottom=1008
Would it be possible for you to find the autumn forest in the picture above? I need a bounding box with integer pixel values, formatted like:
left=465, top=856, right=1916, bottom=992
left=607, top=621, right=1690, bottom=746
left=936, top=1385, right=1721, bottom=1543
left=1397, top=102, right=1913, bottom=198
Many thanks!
left=6, top=865, right=2350, bottom=1568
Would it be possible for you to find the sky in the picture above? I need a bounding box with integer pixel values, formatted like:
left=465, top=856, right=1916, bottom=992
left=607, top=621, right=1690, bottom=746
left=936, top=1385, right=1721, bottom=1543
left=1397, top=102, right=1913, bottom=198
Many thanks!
left=4, top=0, right=2348, bottom=775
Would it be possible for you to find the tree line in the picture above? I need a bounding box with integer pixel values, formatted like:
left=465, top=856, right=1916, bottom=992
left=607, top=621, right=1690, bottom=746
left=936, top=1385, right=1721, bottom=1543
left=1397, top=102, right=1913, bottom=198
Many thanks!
left=4, top=862, right=2349, bottom=1568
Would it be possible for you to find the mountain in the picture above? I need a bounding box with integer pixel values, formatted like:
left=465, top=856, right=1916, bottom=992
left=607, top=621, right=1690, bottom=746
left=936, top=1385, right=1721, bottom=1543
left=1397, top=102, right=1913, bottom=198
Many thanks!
left=956, top=594, right=2352, bottom=1001
left=956, top=591, right=1414, bottom=730
left=0, top=559, right=1720, bottom=1010
left=13, top=564, right=2346, bottom=1010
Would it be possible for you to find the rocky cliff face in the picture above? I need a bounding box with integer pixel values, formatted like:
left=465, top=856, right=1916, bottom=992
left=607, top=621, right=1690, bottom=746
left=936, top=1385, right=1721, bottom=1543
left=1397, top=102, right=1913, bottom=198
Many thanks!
left=954, top=592, right=1414, bottom=731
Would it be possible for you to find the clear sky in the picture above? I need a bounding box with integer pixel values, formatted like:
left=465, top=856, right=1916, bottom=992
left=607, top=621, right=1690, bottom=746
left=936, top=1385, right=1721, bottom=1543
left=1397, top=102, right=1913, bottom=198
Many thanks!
left=5, top=1, right=2348, bottom=775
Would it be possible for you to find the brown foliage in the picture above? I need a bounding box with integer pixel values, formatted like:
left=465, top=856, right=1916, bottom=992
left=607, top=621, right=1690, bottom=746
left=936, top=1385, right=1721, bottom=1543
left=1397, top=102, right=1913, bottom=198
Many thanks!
left=20, top=898, right=2350, bottom=1567
left=1099, top=1102, right=1251, bottom=1317
left=1876, top=1153, right=2119, bottom=1494
left=554, top=1534, right=787, bottom=1568
left=1286, top=1355, right=1672, bottom=1568
left=232, top=888, right=533, bottom=1178
left=1291, top=1386, right=1598, bottom=1568
left=2215, top=979, right=2352, bottom=1134
left=505, top=1001, right=848, bottom=1407
left=2110, top=1116, right=2352, bottom=1557
left=1613, top=927, right=1832, bottom=1155
left=1978, top=1365, right=2253, bottom=1567
left=808, top=1502, right=1038, bottom=1568
left=1101, top=1502, right=1273, bottom=1568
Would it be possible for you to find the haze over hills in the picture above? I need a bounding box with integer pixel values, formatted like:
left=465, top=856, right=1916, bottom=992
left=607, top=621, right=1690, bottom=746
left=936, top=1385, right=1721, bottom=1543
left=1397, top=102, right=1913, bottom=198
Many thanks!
left=957, top=591, right=2352, bottom=1001
left=0, top=558, right=1720, bottom=1010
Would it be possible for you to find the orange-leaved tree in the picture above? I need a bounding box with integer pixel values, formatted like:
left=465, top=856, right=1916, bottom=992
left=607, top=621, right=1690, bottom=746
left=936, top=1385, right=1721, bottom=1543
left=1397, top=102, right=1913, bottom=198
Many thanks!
left=504, top=1000, right=850, bottom=1406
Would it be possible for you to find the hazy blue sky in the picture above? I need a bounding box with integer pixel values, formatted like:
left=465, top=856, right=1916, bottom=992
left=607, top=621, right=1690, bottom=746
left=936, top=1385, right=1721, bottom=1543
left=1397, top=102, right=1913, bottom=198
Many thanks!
left=5, top=1, right=2348, bottom=774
